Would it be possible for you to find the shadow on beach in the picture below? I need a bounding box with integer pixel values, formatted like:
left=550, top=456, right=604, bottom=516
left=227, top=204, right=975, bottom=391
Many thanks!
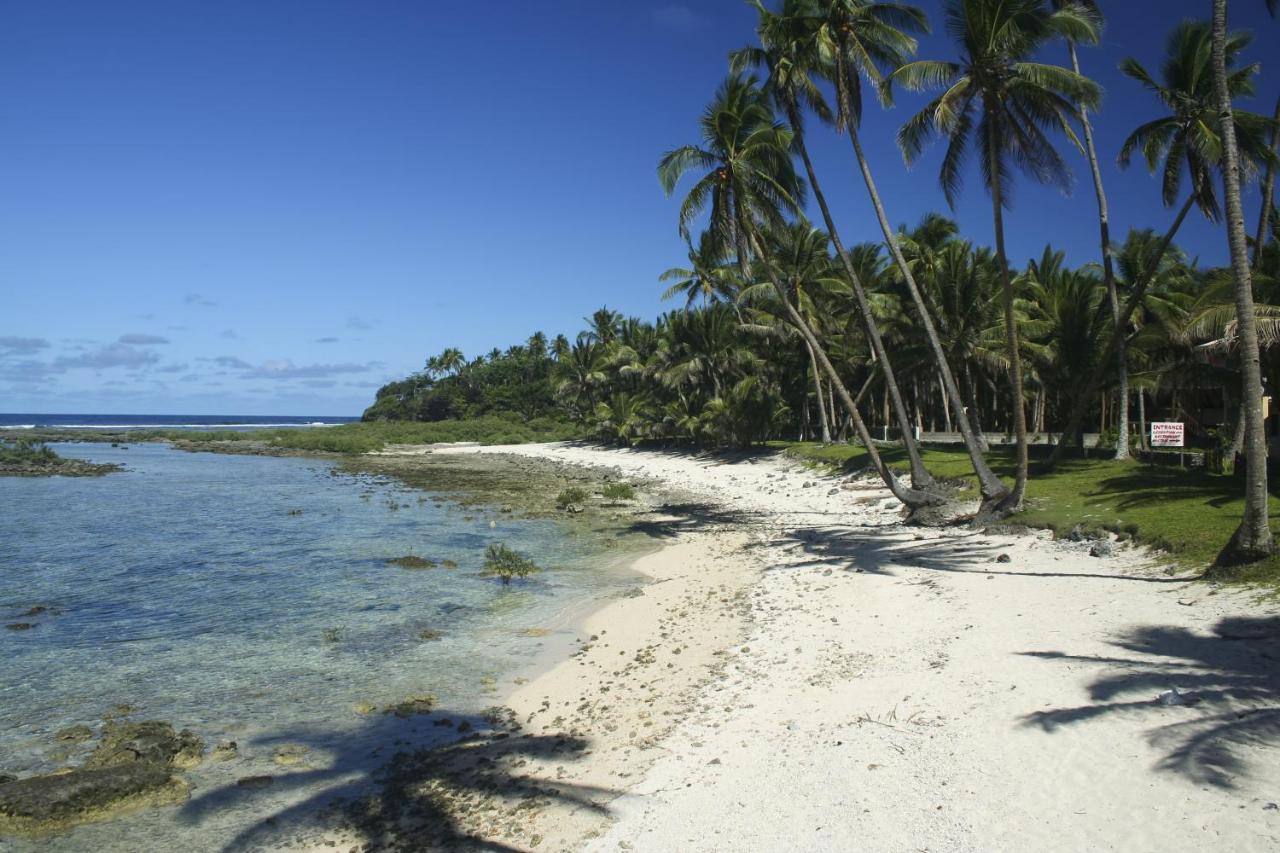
left=763, top=523, right=1188, bottom=584
left=1023, top=615, right=1280, bottom=788
left=177, top=708, right=615, bottom=852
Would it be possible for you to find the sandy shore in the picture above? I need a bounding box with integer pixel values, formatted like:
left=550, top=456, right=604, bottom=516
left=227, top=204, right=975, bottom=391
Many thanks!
left=339, top=442, right=1280, bottom=852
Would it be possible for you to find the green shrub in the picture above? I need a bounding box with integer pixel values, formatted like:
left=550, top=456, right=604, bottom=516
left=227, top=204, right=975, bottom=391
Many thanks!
left=0, top=440, right=60, bottom=466
left=601, top=482, right=636, bottom=502
left=555, top=487, right=589, bottom=509
left=480, top=543, right=540, bottom=585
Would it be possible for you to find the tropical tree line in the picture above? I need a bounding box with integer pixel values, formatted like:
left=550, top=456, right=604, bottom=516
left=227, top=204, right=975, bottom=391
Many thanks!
left=368, top=0, right=1279, bottom=569
left=654, top=0, right=1279, bottom=564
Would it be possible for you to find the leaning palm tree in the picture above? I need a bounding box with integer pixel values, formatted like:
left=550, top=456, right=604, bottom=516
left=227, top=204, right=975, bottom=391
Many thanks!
left=733, top=0, right=940, bottom=494
left=809, top=0, right=1024, bottom=510
left=1048, top=0, right=1133, bottom=458
left=1046, top=16, right=1276, bottom=468
left=1210, top=0, right=1274, bottom=567
left=659, top=74, right=941, bottom=509
left=890, top=0, right=1101, bottom=511
left=1255, top=95, right=1280, bottom=268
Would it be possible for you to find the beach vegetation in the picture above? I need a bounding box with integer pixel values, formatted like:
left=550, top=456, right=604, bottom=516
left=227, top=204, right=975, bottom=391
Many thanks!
left=0, top=439, right=120, bottom=477
left=0, top=439, right=58, bottom=466
left=480, top=544, right=540, bottom=585
left=166, top=416, right=579, bottom=455
left=555, top=487, right=589, bottom=509
left=601, top=482, right=636, bottom=502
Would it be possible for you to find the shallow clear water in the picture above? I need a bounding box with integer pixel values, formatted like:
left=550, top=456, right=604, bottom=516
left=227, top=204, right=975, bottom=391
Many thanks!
left=0, top=443, right=644, bottom=850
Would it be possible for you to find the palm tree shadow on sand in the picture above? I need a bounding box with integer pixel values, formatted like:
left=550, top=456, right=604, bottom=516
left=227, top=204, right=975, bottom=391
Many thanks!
left=177, top=708, right=614, bottom=852
left=1022, top=615, right=1280, bottom=789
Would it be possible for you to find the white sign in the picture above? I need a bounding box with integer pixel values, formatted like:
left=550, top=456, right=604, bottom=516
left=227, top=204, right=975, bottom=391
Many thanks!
left=1151, top=422, right=1184, bottom=447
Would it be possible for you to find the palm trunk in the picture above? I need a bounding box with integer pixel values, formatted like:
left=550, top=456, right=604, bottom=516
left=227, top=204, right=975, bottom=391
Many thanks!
left=1211, top=0, right=1274, bottom=568
left=1138, top=388, right=1149, bottom=451
left=940, top=372, right=953, bottom=433
left=1069, top=40, right=1129, bottom=460
left=743, top=224, right=940, bottom=510
left=828, top=375, right=839, bottom=438
left=826, top=54, right=1009, bottom=510
left=964, top=363, right=990, bottom=452
left=986, top=110, right=1030, bottom=512
left=1254, top=95, right=1280, bottom=269
left=1045, top=193, right=1198, bottom=469
left=806, top=338, right=832, bottom=444
left=787, top=108, right=935, bottom=491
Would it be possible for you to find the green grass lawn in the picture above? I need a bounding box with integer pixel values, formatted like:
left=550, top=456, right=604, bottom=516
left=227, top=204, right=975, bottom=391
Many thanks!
left=775, top=440, right=1280, bottom=588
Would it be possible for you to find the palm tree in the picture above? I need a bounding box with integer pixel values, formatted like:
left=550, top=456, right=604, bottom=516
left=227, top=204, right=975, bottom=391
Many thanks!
left=659, top=74, right=941, bottom=509
left=733, top=0, right=939, bottom=494
left=428, top=347, right=465, bottom=378
left=1021, top=249, right=1110, bottom=433
left=554, top=340, right=606, bottom=421
left=659, top=231, right=739, bottom=309
left=1046, top=17, right=1276, bottom=468
left=748, top=220, right=857, bottom=443
left=584, top=308, right=622, bottom=345
left=890, top=0, right=1101, bottom=511
left=894, top=220, right=1007, bottom=447
left=1048, top=0, right=1132, bottom=458
left=1210, top=0, right=1274, bottom=567
left=1254, top=95, right=1280, bottom=268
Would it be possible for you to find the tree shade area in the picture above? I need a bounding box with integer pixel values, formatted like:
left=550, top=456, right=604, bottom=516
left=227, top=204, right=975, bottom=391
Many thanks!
left=365, top=0, right=1280, bottom=573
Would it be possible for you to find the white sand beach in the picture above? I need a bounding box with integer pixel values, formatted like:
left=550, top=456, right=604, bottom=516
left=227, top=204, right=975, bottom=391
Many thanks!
left=361, top=442, right=1280, bottom=852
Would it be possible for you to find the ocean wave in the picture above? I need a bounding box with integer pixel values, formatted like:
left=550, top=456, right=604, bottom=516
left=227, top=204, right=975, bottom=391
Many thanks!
left=21, top=422, right=344, bottom=430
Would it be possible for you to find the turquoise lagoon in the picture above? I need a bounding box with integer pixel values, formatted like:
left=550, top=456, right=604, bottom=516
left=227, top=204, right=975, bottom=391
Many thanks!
left=0, top=442, right=646, bottom=850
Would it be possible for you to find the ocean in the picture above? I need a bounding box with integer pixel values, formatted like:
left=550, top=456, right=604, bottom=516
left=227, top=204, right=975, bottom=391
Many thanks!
left=0, top=413, right=359, bottom=431
left=0, top=439, right=645, bottom=850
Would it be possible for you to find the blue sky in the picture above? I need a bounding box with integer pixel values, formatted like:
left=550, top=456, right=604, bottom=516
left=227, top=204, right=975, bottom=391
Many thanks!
left=2, top=1, right=1277, bottom=416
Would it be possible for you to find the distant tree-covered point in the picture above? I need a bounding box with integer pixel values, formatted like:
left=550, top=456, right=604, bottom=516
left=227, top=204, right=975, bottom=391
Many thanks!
left=363, top=334, right=561, bottom=423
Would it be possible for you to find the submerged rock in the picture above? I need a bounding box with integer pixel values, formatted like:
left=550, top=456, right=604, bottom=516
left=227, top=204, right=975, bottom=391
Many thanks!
left=386, top=555, right=437, bottom=569
left=385, top=694, right=436, bottom=718
left=55, top=725, right=93, bottom=744
left=235, top=775, right=274, bottom=789
left=272, top=744, right=310, bottom=767
left=0, top=763, right=188, bottom=838
left=86, top=720, right=204, bottom=771
left=211, top=741, right=238, bottom=762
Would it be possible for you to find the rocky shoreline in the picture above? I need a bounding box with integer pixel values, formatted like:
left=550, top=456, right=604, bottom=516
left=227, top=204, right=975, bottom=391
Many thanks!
left=0, top=442, right=674, bottom=849
left=0, top=457, right=122, bottom=477
left=0, top=717, right=203, bottom=838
